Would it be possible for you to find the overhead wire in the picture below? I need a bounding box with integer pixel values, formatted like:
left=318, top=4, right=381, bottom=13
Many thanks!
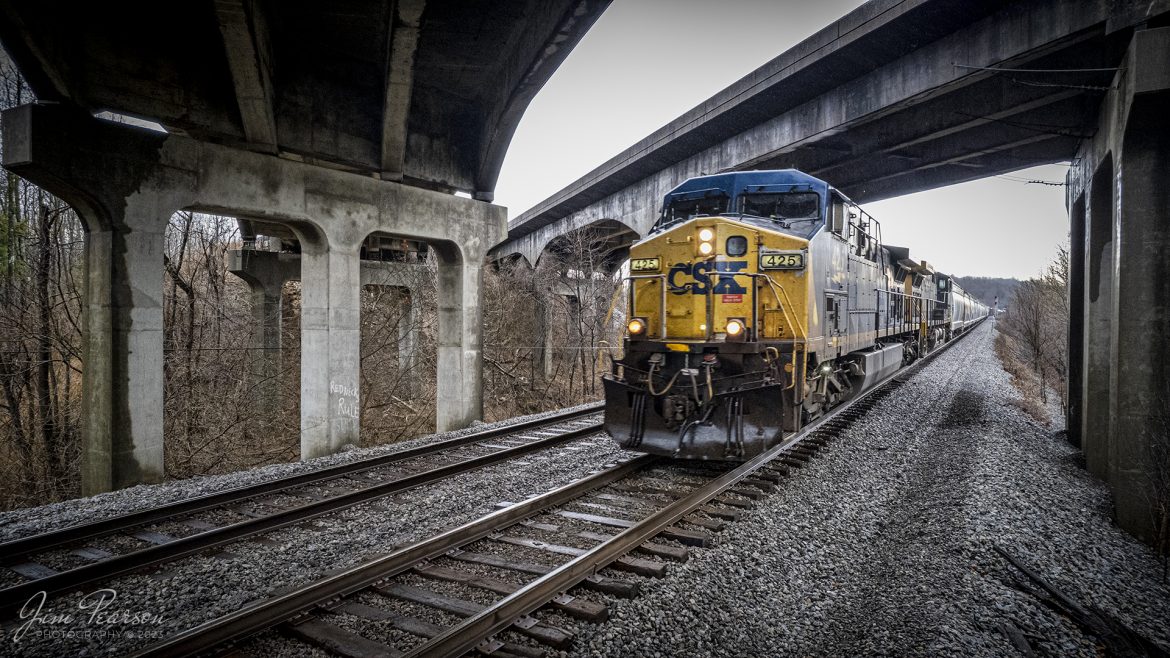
left=952, top=63, right=1121, bottom=73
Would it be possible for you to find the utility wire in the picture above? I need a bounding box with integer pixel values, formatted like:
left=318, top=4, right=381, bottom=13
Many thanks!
left=953, top=63, right=1120, bottom=73
left=953, top=111, right=1094, bottom=140
left=1010, top=78, right=1114, bottom=92
left=994, top=174, right=1067, bottom=186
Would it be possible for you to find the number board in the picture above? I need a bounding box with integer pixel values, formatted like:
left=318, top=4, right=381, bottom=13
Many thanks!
left=630, top=257, right=661, bottom=272
left=759, top=251, right=805, bottom=270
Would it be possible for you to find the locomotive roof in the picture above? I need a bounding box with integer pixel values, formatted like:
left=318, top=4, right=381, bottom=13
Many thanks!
left=663, top=169, right=834, bottom=203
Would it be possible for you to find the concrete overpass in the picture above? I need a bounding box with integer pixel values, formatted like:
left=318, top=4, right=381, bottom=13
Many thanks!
left=494, top=0, right=1164, bottom=266
left=493, top=0, right=1170, bottom=543
left=0, top=0, right=610, bottom=494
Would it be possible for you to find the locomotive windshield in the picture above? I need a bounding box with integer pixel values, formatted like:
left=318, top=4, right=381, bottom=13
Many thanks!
left=659, top=190, right=730, bottom=226
left=739, top=190, right=823, bottom=231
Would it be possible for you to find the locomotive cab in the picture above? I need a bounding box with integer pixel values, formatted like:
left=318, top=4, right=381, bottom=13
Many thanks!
left=602, top=170, right=985, bottom=461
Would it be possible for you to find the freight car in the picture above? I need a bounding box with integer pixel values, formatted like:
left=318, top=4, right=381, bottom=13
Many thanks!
left=602, top=170, right=988, bottom=460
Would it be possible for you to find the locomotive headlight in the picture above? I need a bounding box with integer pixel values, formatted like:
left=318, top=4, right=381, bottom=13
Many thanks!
left=698, top=228, right=715, bottom=242
left=698, top=241, right=714, bottom=255
left=627, top=317, right=647, bottom=336
left=724, top=317, right=748, bottom=342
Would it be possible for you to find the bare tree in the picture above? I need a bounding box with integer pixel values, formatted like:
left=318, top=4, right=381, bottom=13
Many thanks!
left=0, top=56, right=629, bottom=509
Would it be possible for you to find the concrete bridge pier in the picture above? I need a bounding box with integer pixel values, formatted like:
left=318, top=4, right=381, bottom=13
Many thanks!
left=539, top=298, right=556, bottom=381
left=297, top=237, right=362, bottom=457
left=1, top=103, right=504, bottom=493
left=359, top=261, right=421, bottom=380
left=432, top=242, right=489, bottom=432
left=227, top=250, right=299, bottom=419
left=1067, top=26, right=1170, bottom=542
left=79, top=195, right=174, bottom=493
left=0, top=112, right=183, bottom=494
left=227, top=251, right=427, bottom=419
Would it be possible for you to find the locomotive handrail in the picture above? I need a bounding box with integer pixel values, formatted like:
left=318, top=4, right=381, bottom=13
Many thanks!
left=696, top=270, right=760, bottom=341
left=755, top=274, right=807, bottom=338
left=625, top=273, right=668, bottom=339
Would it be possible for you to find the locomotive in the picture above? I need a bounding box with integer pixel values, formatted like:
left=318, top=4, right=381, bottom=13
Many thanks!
left=602, top=170, right=987, bottom=460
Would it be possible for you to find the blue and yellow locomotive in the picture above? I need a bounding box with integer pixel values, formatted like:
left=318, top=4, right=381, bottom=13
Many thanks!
left=602, top=170, right=987, bottom=460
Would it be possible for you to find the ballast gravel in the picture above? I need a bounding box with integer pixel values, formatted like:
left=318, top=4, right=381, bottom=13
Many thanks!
left=567, top=321, right=1170, bottom=657
left=0, top=403, right=622, bottom=657
left=5, top=323, right=1169, bottom=657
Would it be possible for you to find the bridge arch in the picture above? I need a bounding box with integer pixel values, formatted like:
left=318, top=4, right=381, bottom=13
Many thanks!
left=490, top=215, right=643, bottom=269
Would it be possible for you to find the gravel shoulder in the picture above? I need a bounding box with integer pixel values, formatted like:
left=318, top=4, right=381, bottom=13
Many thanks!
left=0, top=403, right=620, bottom=657
left=5, top=321, right=1168, bottom=657
left=569, top=321, right=1170, bottom=657
left=0, top=402, right=601, bottom=542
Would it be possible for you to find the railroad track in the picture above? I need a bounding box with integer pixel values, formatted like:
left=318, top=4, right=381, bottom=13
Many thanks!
left=0, top=404, right=604, bottom=618
left=128, top=321, right=985, bottom=658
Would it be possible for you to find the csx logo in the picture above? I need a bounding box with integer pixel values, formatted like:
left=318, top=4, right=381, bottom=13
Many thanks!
left=667, top=261, right=748, bottom=295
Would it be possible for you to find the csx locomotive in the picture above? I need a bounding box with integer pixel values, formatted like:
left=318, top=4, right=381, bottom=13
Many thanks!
left=602, top=170, right=987, bottom=460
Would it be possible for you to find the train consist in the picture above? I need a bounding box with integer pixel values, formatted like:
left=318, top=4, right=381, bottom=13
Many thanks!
left=602, top=170, right=987, bottom=460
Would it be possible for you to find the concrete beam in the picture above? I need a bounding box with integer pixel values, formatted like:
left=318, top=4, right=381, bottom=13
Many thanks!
left=838, top=135, right=1077, bottom=203
left=491, top=214, right=641, bottom=269
left=1083, top=157, right=1114, bottom=480
left=3, top=103, right=505, bottom=488
left=215, top=0, right=278, bottom=152
left=473, top=0, right=610, bottom=199
left=299, top=242, right=362, bottom=455
left=1066, top=192, right=1086, bottom=449
left=380, top=0, right=425, bottom=181
left=0, top=0, right=71, bottom=102
left=806, top=83, right=1086, bottom=182
left=507, top=0, right=1121, bottom=244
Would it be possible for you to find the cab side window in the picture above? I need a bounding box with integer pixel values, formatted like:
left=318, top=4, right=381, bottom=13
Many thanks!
left=830, top=199, right=846, bottom=235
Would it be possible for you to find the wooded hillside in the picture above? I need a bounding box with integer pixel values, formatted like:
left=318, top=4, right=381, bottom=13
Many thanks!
left=953, top=276, right=1019, bottom=309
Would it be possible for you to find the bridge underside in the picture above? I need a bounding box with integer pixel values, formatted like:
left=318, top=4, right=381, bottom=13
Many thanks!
left=1066, top=27, right=1170, bottom=544
left=0, top=0, right=609, bottom=494
left=490, top=0, right=1170, bottom=545
left=494, top=0, right=1168, bottom=265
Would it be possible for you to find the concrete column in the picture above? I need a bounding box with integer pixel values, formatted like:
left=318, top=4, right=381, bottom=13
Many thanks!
left=1109, top=43, right=1170, bottom=538
left=1068, top=27, right=1170, bottom=543
left=1066, top=194, right=1086, bottom=448
left=359, top=262, right=421, bottom=381
left=227, top=250, right=298, bottom=418
left=399, top=290, right=418, bottom=374
left=1, top=106, right=180, bottom=494
left=3, top=102, right=506, bottom=479
left=433, top=241, right=485, bottom=432
left=80, top=218, right=167, bottom=493
left=535, top=295, right=555, bottom=380
left=299, top=242, right=362, bottom=457
left=1082, top=159, right=1114, bottom=479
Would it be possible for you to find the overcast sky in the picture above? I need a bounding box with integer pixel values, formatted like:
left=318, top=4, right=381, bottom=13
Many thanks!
left=493, top=0, right=1070, bottom=280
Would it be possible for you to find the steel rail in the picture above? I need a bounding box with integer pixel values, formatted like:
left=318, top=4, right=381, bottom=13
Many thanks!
left=127, top=455, right=658, bottom=658
left=0, top=421, right=605, bottom=618
left=0, top=403, right=602, bottom=561
left=410, top=317, right=989, bottom=656
left=124, top=318, right=989, bottom=657
left=409, top=434, right=803, bottom=656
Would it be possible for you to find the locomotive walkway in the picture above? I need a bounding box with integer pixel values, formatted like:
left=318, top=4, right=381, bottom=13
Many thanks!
left=1, top=322, right=1167, bottom=657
